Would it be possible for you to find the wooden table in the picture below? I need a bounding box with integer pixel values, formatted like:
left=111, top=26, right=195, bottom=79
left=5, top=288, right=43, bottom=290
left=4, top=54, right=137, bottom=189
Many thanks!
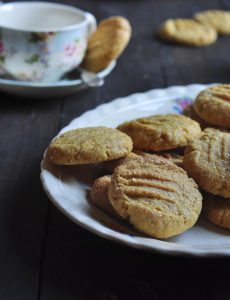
left=1, top=0, right=230, bottom=299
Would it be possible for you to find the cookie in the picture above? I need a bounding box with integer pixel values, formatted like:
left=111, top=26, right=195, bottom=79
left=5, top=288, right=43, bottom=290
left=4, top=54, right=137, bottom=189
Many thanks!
left=100, top=151, right=184, bottom=175
left=183, top=128, right=230, bottom=198
left=108, top=155, right=202, bottom=238
left=134, top=150, right=184, bottom=168
left=203, top=192, right=230, bottom=230
left=183, top=104, right=210, bottom=129
left=133, top=150, right=184, bottom=167
left=158, top=152, right=184, bottom=168
left=82, top=16, right=131, bottom=72
left=193, top=84, right=230, bottom=128
left=194, top=10, right=230, bottom=35
left=99, top=152, right=139, bottom=175
left=46, top=126, right=133, bottom=165
left=90, top=175, right=118, bottom=217
left=159, top=18, right=217, bottom=46
left=117, top=114, right=202, bottom=151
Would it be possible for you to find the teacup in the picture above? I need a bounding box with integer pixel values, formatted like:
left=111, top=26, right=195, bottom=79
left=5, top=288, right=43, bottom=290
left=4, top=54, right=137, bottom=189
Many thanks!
left=0, top=2, right=96, bottom=82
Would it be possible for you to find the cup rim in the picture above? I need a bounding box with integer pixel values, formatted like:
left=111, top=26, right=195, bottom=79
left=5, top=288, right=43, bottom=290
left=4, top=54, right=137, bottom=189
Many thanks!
left=0, top=1, right=92, bottom=32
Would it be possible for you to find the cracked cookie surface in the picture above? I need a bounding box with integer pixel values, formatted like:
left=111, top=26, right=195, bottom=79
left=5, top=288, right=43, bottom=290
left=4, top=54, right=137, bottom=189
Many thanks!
left=108, top=155, right=202, bottom=238
left=184, top=128, right=230, bottom=198
left=194, top=84, right=230, bottom=128
left=46, top=126, right=133, bottom=165
left=117, top=114, right=202, bottom=151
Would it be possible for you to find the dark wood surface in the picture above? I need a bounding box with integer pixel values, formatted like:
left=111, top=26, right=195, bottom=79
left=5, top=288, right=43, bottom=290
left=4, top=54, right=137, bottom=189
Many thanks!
left=1, top=0, right=230, bottom=299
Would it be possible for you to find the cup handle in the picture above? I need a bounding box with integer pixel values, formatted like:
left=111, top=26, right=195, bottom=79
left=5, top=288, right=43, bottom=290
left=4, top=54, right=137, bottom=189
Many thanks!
left=85, top=12, right=97, bottom=36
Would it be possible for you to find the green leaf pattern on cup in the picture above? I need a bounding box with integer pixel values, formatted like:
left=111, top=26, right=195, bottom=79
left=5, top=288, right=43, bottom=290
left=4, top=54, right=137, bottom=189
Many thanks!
left=23, top=33, right=86, bottom=73
left=0, top=29, right=88, bottom=81
left=25, top=54, right=40, bottom=64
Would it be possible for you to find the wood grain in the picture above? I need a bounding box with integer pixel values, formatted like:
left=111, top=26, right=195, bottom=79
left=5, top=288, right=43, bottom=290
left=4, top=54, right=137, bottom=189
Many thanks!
left=1, top=0, right=230, bottom=299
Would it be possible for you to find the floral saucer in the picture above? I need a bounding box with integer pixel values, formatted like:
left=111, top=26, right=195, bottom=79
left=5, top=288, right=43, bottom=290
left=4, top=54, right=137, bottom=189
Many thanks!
left=0, top=61, right=116, bottom=99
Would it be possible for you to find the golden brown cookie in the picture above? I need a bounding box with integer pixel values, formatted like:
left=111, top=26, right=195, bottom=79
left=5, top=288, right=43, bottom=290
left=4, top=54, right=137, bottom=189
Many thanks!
left=183, top=104, right=210, bottom=129
left=82, top=16, right=131, bottom=72
left=46, top=126, right=133, bottom=165
left=108, top=155, right=202, bottom=238
left=203, top=192, right=230, bottom=230
left=184, top=128, right=230, bottom=198
left=99, top=152, right=139, bottom=175
left=157, top=152, right=184, bottom=168
left=134, top=150, right=184, bottom=168
left=117, top=114, right=202, bottom=151
left=194, top=10, right=230, bottom=35
left=90, top=175, right=118, bottom=217
left=193, top=84, right=230, bottom=128
left=100, top=151, right=184, bottom=174
left=159, top=18, right=217, bottom=46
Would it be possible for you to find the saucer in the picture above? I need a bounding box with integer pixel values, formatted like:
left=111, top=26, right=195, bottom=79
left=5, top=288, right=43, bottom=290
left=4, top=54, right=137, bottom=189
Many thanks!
left=0, top=61, right=116, bottom=99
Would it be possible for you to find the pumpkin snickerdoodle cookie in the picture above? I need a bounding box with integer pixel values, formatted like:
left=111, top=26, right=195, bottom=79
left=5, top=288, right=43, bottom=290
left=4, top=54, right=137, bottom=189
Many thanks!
left=194, top=10, right=230, bottom=35
left=194, top=84, right=230, bottom=128
left=203, top=192, right=230, bottom=230
left=82, top=16, right=131, bottom=73
left=184, top=128, right=230, bottom=198
left=117, top=114, right=202, bottom=151
left=46, top=126, right=133, bottom=165
left=159, top=18, right=217, bottom=46
left=108, top=155, right=202, bottom=238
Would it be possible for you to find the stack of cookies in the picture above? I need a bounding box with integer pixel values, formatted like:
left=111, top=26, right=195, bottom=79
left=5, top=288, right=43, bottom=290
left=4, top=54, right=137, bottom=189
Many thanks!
left=158, top=10, right=230, bottom=46
left=182, top=84, right=230, bottom=230
left=46, top=83, right=230, bottom=238
left=184, top=128, right=230, bottom=230
left=46, top=114, right=204, bottom=239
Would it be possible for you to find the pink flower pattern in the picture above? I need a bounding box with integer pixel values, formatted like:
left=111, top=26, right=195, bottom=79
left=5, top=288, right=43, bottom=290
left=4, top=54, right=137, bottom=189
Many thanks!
left=64, top=44, right=77, bottom=56
left=0, top=27, right=87, bottom=80
left=172, top=97, right=193, bottom=114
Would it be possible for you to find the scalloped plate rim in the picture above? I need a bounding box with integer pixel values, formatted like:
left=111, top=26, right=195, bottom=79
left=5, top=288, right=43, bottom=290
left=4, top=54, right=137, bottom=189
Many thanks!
left=40, top=83, right=230, bottom=257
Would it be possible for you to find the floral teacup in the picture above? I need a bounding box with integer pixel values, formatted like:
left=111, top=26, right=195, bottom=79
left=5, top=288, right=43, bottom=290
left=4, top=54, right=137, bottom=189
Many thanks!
left=0, top=2, right=96, bottom=82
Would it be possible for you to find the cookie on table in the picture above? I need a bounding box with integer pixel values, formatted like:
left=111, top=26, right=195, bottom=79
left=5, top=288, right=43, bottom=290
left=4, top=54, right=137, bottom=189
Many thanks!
left=108, top=154, right=202, bottom=239
left=194, top=10, right=230, bottom=35
left=82, top=16, right=131, bottom=73
left=90, top=175, right=118, bottom=217
left=46, top=126, right=133, bottom=165
left=117, top=114, right=202, bottom=151
left=203, top=192, right=230, bottom=230
left=159, top=18, right=217, bottom=46
left=184, top=128, right=230, bottom=198
left=193, top=84, right=230, bottom=128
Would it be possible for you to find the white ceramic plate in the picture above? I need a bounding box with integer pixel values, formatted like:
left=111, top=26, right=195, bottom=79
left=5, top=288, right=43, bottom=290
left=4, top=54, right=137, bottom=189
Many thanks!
left=41, top=83, right=230, bottom=257
left=0, top=61, right=116, bottom=99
